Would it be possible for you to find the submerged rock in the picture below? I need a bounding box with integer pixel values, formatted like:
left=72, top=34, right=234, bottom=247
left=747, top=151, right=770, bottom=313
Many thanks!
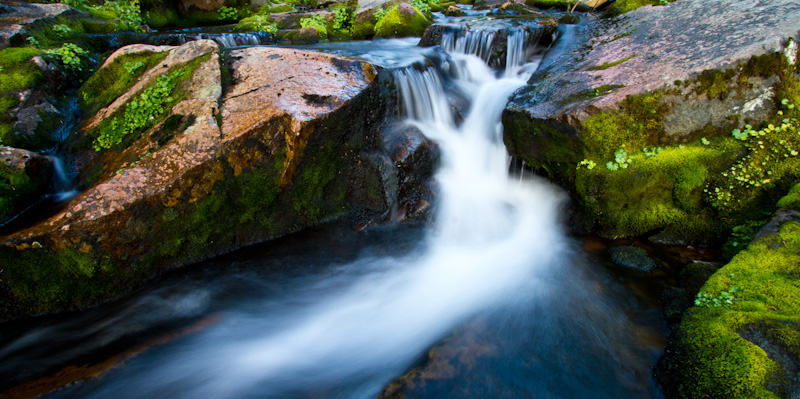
left=608, top=245, right=658, bottom=272
left=0, top=41, right=394, bottom=320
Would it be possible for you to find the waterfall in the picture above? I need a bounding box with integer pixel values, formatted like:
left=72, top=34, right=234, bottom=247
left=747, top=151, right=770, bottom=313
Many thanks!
left=148, top=31, right=274, bottom=48
left=46, top=27, right=570, bottom=399
left=440, top=30, right=497, bottom=62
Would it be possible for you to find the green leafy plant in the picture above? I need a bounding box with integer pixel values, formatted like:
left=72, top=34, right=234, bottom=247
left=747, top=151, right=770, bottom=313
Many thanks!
left=642, top=147, right=662, bottom=157
left=300, top=14, right=328, bottom=38
left=373, top=7, right=388, bottom=23
left=26, top=37, right=40, bottom=47
left=606, top=147, right=632, bottom=170
left=51, top=24, right=73, bottom=38
left=45, top=43, right=89, bottom=73
left=577, top=159, right=596, bottom=170
left=218, top=6, right=239, bottom=21
left=332, top=7, right=353, bottom=33
left=247, top=14, right=277, bottom=33
left=695, top=285, right=739, bottom=308
left=124, top=61, right=146, bottom=74
left=98, top=0, right=144, bottom=31
left=706, top=99, right=800, bottom=210
left=93, top=69, right=186, bottom=151
left=411, top=0, right=431, bottom=14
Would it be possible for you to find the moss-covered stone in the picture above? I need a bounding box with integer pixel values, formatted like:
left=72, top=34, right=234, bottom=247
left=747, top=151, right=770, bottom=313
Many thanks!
left=78, top=50, right=170, bottom=116
left=0, top=152, right=52, bottom=225
left=656, top=211, right=800, bottom=398
left=373, top=5, right=430, bottom=38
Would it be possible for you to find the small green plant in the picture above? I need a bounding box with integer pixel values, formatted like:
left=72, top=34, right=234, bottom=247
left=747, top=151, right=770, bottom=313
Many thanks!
left=300, top=14, right=328, bottom=38
left=606, top=147, right=632, bottom=170
left=642, top=147, right=662, bottom=157
left=411, top=0, right=431, bottom=14
left=248, top=14, right=277, bottom=33
left=51, top=24, right=73, bottom=38
left=695, top=286, right=739, bottom=308
left=93, top=69, right=186, bottom=151
left=26, top=37, right=40, bottom=47
left=577, top=159, right=596, bottom=170
left=706, top=99, right=800, bottom=210
left=701, top=137, right=710, bottom=146
left=99, top=0, right=144, bottom=31
left=332, top=7, right=354, bottom=33
left=374, top=7, right=388, bottom=23
left=45, top=43, right=89, bottom=73
left=124, top=61, right=146, bottom=74
left=218, top=6, right=239, bottom=21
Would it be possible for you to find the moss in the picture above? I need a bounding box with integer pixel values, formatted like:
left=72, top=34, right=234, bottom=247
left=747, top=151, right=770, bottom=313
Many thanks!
left=373, top=5, right=431, bottom=38
left=576, top=141, right=743, bottom=238
left=0, top=161, right=47, bottom=223
left=561, top=84, right=624, bottom=104
left=0, top=244, right=120, bottom=313
left=524, top=0, right=569, bottom=10
left=776, top=182, right=800, bottom=211
left=581, top=91, right=666, bottom=159
left=0, top=48, right=44, bottom=94
left=587, top=55, right=636, bottom=71
left=602, top=0, right=676, bottom=17
left=78, top=50, right=170, bottom=115
left=351, top=20, right=376, bottom=39
left=657, top=218, right=800, bottom=398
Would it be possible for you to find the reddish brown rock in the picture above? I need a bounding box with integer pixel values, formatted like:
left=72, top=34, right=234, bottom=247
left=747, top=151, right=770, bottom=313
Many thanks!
left=0, top=43, right=392, bottom=320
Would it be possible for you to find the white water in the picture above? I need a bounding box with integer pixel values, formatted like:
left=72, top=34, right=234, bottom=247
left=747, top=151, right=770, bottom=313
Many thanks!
left=58, top=33, right=571, bottom=399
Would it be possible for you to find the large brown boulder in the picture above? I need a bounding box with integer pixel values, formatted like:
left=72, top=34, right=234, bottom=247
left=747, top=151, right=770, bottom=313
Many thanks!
left=0, top=41, right=394, bottom=320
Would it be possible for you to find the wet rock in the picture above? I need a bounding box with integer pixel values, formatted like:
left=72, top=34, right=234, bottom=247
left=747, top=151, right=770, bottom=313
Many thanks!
left=373, top=3, right=431, bottom=38
left=506, top=0, right=800, bottom=133
left=0, top=43, right=393, bottom=320
left=608, top=245, right=658, bottom=272
left=381, top=123, right=439, bottom=221
left=269, top=10, right=333, bottom=30
left=397, top=2, right=416, bottom=16
left=0, top=2, right=88, bottom=47
left=443, top=5, right=466, bottom=16
left=356, top=0, right=404, bottom=22
left=0, top=146, right=53, bottom=225
left=420, top=17, right=557, bottom=68
left=503, top=0, right=800, bottom=240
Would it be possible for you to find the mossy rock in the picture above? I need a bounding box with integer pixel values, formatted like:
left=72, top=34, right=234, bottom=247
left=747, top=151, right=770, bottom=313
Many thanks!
left=0, top=148, right=53, bottom=225
left=608, top=245, right=658, bottom=271
left=373, top=4, right=430, bottom=38
left=656, top=211, right=800, bottom=398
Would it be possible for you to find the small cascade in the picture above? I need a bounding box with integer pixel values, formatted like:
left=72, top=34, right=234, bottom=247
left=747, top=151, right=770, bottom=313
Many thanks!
left=47, top=155, right=78, bottom=202
left=148, top=31, right=275, bottom=48
left=440, top=29, right=497, bottom=62
left=505, top=28, right=530, bottom=76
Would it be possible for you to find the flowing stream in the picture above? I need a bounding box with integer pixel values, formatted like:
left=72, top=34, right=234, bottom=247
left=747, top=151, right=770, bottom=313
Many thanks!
left=0, top=22, right=667, bottom=399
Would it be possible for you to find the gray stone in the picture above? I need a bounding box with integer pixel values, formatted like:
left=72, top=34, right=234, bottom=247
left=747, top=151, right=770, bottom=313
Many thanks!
left=505, top=0, right=800, bottom=133
left=356, top=0, right=403, bottom=22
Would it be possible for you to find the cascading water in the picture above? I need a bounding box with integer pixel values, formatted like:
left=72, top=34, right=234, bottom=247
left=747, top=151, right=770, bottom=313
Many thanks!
left=0, top=22, right=666, bottom=399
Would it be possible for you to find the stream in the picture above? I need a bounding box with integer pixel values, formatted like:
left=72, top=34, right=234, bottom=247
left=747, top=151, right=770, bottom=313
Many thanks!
left=1, top=11, right=670, bottom=399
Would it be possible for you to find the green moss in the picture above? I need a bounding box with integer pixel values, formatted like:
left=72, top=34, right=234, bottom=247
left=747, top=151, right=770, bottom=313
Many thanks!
left=586, top=55, right=636, bottom=71
left=524, top=0, right=569, bottom=10
left=581, top=92, right=666, bottom=159
left=351, top=20, right=376, bottom=39
left=561, top=84, right=624, bottom=105
left=776, top=182, right=800, bottom=211
left=576, top=141, right=743, bottom=238
left=373, top=5, right=431, bottom=38
left=658, top=218, right=800, bottom=398
left=602, top=0, right=676, bottom=17
left=0, top=48, right=44, bottom=94
left=79, top=50, right=169, bottom=115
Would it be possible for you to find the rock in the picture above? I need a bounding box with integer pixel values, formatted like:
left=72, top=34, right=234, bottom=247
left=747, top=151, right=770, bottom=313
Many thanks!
left=655, top=207, right=800, bottom=398
left=419, top=18, right=558, bottom=68
left=397, top=2, right=416, bottom=16
left=443, top=5, right=466, bottom=16
left=503, top=0, right=800, bottom=240
left=0, top=146, right=53, bottom=225
left=380, top=123, right=439, bottom=221
left=356, top=0, right=403, bottom=22
left=0, top=43, right=394, bottom=320
left=269, top=10, right=332, bottom=30
left=373, top=3, right=431, bottom=38
left=608, top=245, right=659, bottom=272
